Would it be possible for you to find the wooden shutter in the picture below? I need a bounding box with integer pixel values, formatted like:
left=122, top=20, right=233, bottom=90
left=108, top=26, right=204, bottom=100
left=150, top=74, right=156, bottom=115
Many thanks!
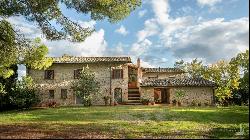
left=52, top=70, right=54, bottom=79
left=44, top=70, right=47, bottom=79
left=74, top=70, right=76, bottom=79
left=112, top=69, right=114, bottom=79
left=121, top=69, right=123, bottom=79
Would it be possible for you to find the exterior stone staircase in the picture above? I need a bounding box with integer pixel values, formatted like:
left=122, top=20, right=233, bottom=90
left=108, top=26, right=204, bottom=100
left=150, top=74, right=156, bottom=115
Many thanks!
left=126, top=88, right=142, bottom=105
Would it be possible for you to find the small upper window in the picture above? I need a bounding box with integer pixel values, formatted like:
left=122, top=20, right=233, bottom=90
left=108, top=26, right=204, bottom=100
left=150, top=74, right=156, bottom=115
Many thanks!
left=112, top=69, right=123, bottom=79
left=74, top=69, right=82, bottom=79
left=45, top=70, right=54, bottom=79
left=49, top=90, right=55, bottom=99
left=61, top=89, right=67, bottom=99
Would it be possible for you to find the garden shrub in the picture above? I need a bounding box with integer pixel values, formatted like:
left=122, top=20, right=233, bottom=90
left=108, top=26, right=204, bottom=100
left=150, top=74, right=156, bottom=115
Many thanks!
left=0, top=76, right=40, bottom=111
left=140, top=94, right=153, bottom=105
left=9, top=76, right=40, bottom=109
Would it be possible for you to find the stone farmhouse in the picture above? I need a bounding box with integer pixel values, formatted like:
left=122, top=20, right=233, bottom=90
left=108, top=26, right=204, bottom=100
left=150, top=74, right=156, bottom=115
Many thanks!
left=27, top=54, right=216, bottom=106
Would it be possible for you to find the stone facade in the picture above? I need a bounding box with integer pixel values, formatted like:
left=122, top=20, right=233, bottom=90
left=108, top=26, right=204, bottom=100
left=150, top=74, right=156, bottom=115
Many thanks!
left=28, top=55, right=215, bottom=106
left=28, top=62, right=129, bottom=105
left=140, top=86, right=215, bottom=106
left=171, top=87, right=214, bottom=106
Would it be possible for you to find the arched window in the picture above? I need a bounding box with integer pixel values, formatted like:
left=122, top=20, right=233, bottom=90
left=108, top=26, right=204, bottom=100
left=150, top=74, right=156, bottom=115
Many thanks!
left=114, top=88, right=122, bottom=103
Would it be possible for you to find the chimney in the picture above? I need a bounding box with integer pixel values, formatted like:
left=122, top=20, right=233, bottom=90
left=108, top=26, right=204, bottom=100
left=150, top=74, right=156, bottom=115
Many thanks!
left=137, top=58, right=141, bottom=68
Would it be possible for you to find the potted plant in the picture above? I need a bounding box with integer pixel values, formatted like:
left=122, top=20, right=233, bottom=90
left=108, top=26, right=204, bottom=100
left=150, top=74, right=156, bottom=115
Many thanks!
left=151, top=101, right=155, bottom=105
left=103, top=95, right=111, bottom=106
left=172, top=99, right=177, bottom=106
left=175, top=90, right=186, bottom=107
left=140, top=94, right=151, bottom=105
left=154, top=97, right=161, bottom=104
left=114, top=100, right=118, bottom=106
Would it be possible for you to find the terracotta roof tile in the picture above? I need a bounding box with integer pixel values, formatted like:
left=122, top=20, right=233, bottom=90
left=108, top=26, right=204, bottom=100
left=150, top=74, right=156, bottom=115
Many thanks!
left=141, top=78, right=216, bottom=87
left=142, top=67, right=184, bottom=73
left=50, top=54, right=131, bottom=63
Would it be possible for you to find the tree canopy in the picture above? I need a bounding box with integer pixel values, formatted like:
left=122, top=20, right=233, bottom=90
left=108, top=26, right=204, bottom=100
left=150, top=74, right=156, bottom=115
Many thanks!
left=71, top=67, right=100, bottom=106
left=174, top=50, right=249, bottom=105
left=0, top=0, right=141, bottom=78
left=0, top=0, right=141, bottom=42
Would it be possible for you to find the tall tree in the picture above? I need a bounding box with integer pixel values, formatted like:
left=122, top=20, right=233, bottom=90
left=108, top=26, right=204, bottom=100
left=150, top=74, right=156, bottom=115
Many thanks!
left=0, top=0, right=141, bottom=42
left=0, top=20, right=52, bottom=78
left=230, top=50, right=249, bottom=104
left=0, top=0, right=141, bottom=78
left=71, top=67, right=100, bottom=106
left=186, top=58, right=204, bottom=78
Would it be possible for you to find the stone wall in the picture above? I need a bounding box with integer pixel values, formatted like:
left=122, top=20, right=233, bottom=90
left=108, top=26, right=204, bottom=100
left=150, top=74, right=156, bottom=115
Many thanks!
left=28, top=62, right=129, bottom=105
left=140, top=87, right=154, bottom=101
left=171, top=87, right=214, bottom=106
left=111, top=64, right=129, bottom=103
left=140, top=86, right=214, bottom=106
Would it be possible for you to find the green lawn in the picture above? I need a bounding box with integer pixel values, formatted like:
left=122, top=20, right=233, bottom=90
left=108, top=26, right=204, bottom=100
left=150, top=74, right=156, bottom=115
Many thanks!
left=0, top=105, right=249, bottom=139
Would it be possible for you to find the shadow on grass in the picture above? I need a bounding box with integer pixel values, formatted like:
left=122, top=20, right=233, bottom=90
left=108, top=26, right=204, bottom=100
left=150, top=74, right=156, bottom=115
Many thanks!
left=208, top=127, right=249, bottom=139
left=14, top=107, right=248, bottom=125
left=0, top=123, right=222, bottom=139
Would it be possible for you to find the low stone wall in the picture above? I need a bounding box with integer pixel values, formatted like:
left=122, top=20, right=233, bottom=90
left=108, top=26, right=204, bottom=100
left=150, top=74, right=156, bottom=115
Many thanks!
left=140, top=87, right=154, bottom=102
left=140, top=86, right=214, bottom=106
left=171, top=87, right=214, bottom=106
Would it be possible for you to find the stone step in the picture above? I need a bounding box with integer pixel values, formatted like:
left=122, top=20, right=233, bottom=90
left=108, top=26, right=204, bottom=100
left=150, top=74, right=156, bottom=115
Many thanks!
left=126, top=100, right=141, bottom=103
left=128, top=92, right=140, bottom=95
left=125, top=102, right=142, bottom=105
left=128, top=88, right=139, bottom=92
left=128, top=97, right=140, bottom=100
left=128, top=94, right=140, bottom=97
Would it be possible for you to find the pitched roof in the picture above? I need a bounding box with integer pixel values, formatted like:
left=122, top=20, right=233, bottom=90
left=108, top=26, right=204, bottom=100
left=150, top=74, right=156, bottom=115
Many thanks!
left=141, top=78, right=216, bottom=87
left=50, top=54, right=131, bottom=63
left=142, top=67, right=184, bottom=73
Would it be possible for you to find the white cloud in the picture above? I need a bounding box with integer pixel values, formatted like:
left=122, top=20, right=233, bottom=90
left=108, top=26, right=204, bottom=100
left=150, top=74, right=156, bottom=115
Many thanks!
left=7, top=16, right=108, bottom=77
left=137, top=18, right=159, bottom=42
left=115, top=25, right=129, bottom=36
left=7, top=16, right=41, bottom=38
left=197, top=0, right=222, bottom=7
left=151, top=0, right=170, bottom=25
left=151, top=0, right=194, bottom=47
left=44, top=29, right=107, bottom=57
left=140, top=60, right=155, bottom=68
left=138, top=9, right=147, bottom=18
left=130, top=39, right=152, bottom=57
left=133, top=0, right=248, bottom=67
left=171, top=17, right=249, bottom=63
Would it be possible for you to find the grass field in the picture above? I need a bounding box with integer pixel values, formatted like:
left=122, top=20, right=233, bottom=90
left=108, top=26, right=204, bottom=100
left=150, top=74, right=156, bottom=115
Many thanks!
left=0, top=105, right=249, bottom=139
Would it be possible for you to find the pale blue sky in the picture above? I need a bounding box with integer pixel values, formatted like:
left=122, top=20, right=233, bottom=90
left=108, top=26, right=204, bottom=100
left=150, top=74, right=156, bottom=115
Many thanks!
left=13, top=0, right=249, bottom=77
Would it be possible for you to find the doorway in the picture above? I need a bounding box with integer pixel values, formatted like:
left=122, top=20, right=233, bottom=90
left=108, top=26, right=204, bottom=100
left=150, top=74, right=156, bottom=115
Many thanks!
left=161, top=88, right=170, bottom=104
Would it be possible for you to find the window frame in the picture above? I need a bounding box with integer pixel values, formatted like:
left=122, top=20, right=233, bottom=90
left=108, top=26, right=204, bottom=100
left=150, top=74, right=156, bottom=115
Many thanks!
left=74, top=69, right=82, bottom=79
left=61, top=89, right=67, bottom=99
left=112, top=69, right=123, bottom=79
left=44, top=70, right=54, bottom=80
left=49, top=90, right=55, bottom=99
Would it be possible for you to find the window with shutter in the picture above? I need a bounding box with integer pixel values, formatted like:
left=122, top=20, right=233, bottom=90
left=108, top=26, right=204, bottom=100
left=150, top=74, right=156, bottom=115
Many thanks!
left=44, top=70, right=54, bottom=79
left=49, top=90, right=55, bottom=99
left=112, top=69, right=123, bottom=79
left=74, top=69, right=82, bottom=79
left=61, top=89, right=67, bottom=99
